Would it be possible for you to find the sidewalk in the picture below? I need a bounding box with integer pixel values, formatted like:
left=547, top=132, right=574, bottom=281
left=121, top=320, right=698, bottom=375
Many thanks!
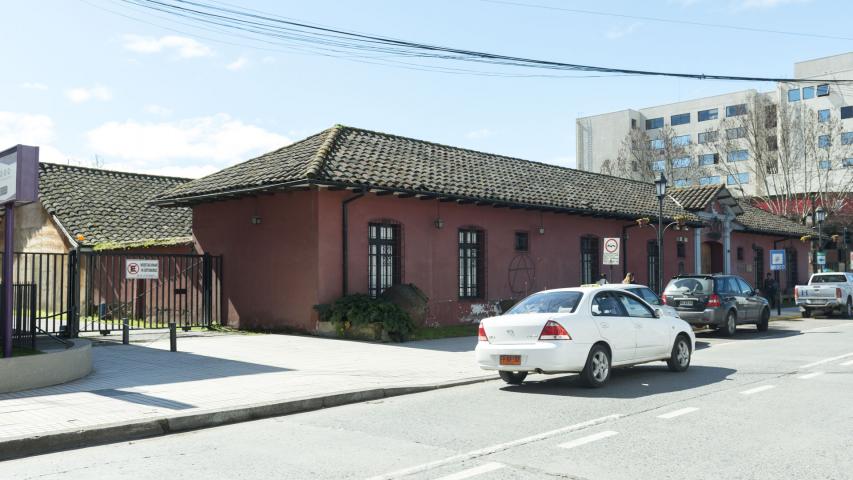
left=770, top=306, right=801, bottom=321
left=0, top=331, right=493, bottom=460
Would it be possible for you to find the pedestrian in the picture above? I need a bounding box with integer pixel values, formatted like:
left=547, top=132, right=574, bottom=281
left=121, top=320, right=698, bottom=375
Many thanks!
left=597, top=273, right=608, bottom=285
left=763, top=273, right=778, bottom=311
left=622, top=272, right=635, bottom=284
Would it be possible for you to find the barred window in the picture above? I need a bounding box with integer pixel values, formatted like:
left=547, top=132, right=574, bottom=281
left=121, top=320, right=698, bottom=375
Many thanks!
left=459, top=229, right=484, bottom=298
left=368, top=223, right=400, bottom=297
left=581, top=236, right=600, bottom=285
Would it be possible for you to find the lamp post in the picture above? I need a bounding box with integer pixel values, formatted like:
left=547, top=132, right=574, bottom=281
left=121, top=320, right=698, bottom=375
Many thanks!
left=815, top=206, right=826, bottom=273
left=655, top=173, right=668, bottom=294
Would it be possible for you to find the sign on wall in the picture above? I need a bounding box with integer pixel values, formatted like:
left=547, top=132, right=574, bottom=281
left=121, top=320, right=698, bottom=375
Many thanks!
left=816, top=251, right=826, bottom=266
left=0, top=145, right=39, bottom=204
left=125, top=259, right=160, bottom=279
left=603, top=237, right=620, bottom=265
left=769, top=249, right=786, bottom=271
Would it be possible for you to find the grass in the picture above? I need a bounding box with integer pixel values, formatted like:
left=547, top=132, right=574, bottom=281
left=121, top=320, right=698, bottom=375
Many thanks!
left=408, top=323, right=478, bottom=341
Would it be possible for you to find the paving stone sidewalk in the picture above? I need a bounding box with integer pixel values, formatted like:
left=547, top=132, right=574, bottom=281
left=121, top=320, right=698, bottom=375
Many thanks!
left=0, top=332, right=492, bottom=445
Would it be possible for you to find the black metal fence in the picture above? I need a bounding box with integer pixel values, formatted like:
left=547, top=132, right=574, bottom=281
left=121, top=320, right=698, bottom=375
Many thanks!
left=0, top=284, right=38, bottom=351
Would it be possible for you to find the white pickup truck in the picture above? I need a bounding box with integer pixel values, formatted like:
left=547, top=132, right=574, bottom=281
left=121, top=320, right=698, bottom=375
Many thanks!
left=795, top=272, right=853, bottom=318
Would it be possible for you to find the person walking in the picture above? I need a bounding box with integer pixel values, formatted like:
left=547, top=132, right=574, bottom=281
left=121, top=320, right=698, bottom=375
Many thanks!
left=597, top=273, right=609, bottom=285
left=622, top=272, right=635, bottom=284
left=763, top=273, right=779, bottom=314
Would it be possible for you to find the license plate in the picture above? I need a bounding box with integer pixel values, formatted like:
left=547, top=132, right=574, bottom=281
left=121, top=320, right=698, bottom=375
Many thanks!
left=680, top=301, right=693, bottom=307
left=500, top=355, right=521, bottom=366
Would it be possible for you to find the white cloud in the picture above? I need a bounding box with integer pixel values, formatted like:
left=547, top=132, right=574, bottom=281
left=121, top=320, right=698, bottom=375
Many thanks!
left=20, top=82, right=48, bottom=90
left=226, top=57, right=249, bottom=70
left=0, top=111, right=67, bottom=163
left=605, top=22, right=642, bottom=40
left=66, top=85, right=113, bottom=103
left=122, top=34, right=213, bottom=58
left=465, top=128, right=494, bottom=140
left=86, top=113, right=290, bottom=178
left=144, top=104, right=173, bottom=116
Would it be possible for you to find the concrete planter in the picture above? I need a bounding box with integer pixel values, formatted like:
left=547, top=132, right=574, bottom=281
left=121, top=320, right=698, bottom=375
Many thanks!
left=0, top=339, right=92, bottom=394
left=316, top=321, right=389, bottom=342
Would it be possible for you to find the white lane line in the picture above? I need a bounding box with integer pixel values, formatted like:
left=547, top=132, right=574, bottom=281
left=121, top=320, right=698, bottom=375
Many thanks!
left=741, top=385, right=776, bottom=395
left=435, top=462, right=505, bottom=480
left=657, top=407, right=699, bottom=419
left=841, top=359, right=853, bottom=366
left=558, top=430, right=619, bottom=450
left=799, top=352, right=853, bottom=369
left=365, top=414, right=622, bottom=480
left=798, top=371, right=825, bottom=380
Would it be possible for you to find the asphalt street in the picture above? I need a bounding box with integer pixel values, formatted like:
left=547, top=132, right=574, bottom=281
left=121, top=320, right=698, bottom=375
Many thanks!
left=5, top=316, right=853, bottom=480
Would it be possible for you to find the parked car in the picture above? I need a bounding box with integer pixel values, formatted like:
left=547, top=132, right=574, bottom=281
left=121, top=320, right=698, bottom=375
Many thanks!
left=662, top=274, right=770, bottom=336
left=795, top=272, right=853, bottom=318
left=609, top=283, right=680, bottom=319
left=475, top=286, right=695, bottom=388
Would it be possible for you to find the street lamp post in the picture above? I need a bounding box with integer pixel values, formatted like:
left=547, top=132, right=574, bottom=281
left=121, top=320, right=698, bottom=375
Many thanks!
left=815, top=206, right=826, bottom=273
left=655, top=173, right=668, bottom=294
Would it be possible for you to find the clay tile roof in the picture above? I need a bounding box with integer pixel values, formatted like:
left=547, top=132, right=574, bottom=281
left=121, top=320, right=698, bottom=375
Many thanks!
left=38, top=163, right=192, bottom=247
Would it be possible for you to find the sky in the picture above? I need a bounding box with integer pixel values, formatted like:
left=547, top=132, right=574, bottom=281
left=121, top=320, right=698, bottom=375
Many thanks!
left=2, top=0, right=852, bottom=178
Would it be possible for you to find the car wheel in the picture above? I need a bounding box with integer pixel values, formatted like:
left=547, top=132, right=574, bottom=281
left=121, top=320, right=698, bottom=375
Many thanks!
left=667, top=335, right=691, bottom=372
left=757, top=308, right=770, bottom=332
left=721, top=310, right=737, bottom=337
left=845, top=298, right=853, bottom=319
left=581, top=344, right=611, bottom=388
left=498, top=371, right=528, bottom=385
left=801, top=308, right=811, bottom=319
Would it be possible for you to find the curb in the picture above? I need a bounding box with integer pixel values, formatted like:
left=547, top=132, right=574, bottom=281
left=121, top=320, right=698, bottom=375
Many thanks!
left=0, top=375, right=497, bottom=462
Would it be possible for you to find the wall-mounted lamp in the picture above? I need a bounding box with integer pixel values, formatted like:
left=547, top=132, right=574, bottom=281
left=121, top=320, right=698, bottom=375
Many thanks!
left=251, top=216, right=262, bottom=225
left=538, top=225, right=545, bottom=235
left=434, top=218, right=444, bottom=229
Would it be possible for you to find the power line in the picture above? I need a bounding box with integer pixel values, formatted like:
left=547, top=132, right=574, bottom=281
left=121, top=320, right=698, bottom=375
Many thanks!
left=110, top=0, right=853, bottom=84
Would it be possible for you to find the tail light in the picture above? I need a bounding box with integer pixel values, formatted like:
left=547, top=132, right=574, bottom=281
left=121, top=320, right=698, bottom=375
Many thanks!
left=837, top=288, right=843, bottom=299
left=539, top=320, right=571, bottom=340
left=707, top=294, right=722, bottom=308
left=478, top=322, right=488, bottom=342
left=794, top=286, right=799, bottom=300
left=661, top=294, right=668, bottom=305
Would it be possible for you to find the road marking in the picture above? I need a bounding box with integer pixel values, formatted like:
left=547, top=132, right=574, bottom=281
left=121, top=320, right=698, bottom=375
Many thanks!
left=365, top=414, right=622, bottom=480
left=740, top=385, right=776, bottom=395
left=798, top=371, right=825, bottom=380
left=435, top=462, right=505, bottom=480
left=799, top=352, right=853, bottom=369
left=657, top=407, right=699, bottom=419
left=558, top=430, right=619, bottom=449
left=841, top=359, right=853, bottom=366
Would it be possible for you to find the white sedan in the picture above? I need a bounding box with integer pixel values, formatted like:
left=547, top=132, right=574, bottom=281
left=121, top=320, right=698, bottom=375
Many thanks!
left=475, top=286, right=696, bottom=387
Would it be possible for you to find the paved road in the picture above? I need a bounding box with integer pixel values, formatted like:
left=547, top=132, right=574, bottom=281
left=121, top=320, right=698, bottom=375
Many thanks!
left=6, top=317, right=853, bottom=480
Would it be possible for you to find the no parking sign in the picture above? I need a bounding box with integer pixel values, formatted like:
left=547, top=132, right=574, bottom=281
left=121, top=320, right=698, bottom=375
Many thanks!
left=603, top=237, right=620, bottom=265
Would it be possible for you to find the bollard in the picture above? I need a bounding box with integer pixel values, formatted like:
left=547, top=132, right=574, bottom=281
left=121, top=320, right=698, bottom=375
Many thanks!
left=777, top=293, right=781, bottom=316
left=122, top=319, right=129, bottom=345
left=169, top=322, right=177, bottom=352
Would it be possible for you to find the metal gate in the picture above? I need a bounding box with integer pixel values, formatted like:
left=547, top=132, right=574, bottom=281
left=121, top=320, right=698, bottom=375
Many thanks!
left=0, top=251, right=222, bottom=337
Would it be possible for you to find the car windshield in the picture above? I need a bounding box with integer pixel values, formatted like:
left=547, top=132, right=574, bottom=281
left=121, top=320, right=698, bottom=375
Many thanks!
left=506, top=291, right=583, bottom=314
left=664, top=277, right=713, bottom=295
left=811, top=274, right=846, bottom=283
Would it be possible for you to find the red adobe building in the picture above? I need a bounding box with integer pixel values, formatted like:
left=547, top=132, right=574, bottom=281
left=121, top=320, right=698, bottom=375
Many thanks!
left=153, top=126, right=812, bottom=331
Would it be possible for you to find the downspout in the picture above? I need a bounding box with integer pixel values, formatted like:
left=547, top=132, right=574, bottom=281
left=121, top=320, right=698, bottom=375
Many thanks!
left=341, top=189, right=366, bottom=295
left=621, top=223, right=639, bottom=279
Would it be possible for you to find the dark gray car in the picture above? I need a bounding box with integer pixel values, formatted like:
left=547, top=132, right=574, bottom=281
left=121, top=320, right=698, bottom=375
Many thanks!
left=662, top=274, right=770, bottom=336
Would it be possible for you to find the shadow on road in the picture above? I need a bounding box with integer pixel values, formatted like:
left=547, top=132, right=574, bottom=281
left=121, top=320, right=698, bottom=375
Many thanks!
left=499, top=365, right=737, bottom=399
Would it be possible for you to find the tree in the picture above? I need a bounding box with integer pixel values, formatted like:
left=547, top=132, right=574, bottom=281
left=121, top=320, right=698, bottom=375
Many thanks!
left=602, top=124, right=699, bottom=186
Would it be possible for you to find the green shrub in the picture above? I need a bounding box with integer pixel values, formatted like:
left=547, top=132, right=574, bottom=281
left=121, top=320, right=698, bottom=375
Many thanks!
left=315, top=294, right=415, bottom=341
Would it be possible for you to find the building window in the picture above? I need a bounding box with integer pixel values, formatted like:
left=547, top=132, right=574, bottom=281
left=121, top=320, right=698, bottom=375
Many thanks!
left=817, top=84, right=830, bottom=97
left=736, top=247, right=744, bottom=261
left=459, top=229, right=484, bottom=298
left=698, top=131, right=718, bottom=144
left=673, top=179, right=691, bottom=187
left=727, top=149, right=748, bottom=162
left=787, top=89, right=800, bottom=102
left=671, top=113, right=690, bottom=126
left=652, top=160, right=665, bottom=172
left=766, top=135, right=778, bottom=151
left=728, top=172, right=750, bottom=185
left=672, top=135, right=691, bottom=147
left=841, top=106, right=853, bottom=119
left=818, top=109, right=830, bottom=123
left=514, top=231, right=529, bottom=252
left=726, top=104, right=747, bottom=117
left=818, top=135, right=831, bottom=148
left=672, top=156, right=691, bottom=169
left=645, top=117, right=664, bottom=130
left=842, top=132, right=853, bottom=145
left=581, top=236, right=599, bottom=285
left=844, top=158, right=853, bottom=168
left=368, top=223, right=401, bottom=297
left=819, top=160, right=831, bottom=170
left=649, top=138, right=664, bottom=150
left=676, top=241, right=686, bottom=258
left=726, top=127, right=746, bottom=140
left=802, top=86, right=815, bottom=100
left=631, top=118, right=637, bottom=129
left=765, top=104, right=777, bottom=128
left=753, top=247, right=764, bottom=286
left=698, top=108, right=718, bottom=122
left=698, top=153, right=719, bottom=166
left=699, top=175, right=721, bottom=185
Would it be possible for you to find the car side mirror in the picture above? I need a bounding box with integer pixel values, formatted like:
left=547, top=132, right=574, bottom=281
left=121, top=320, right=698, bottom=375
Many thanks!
left=654, top=308, right=664, bottom=318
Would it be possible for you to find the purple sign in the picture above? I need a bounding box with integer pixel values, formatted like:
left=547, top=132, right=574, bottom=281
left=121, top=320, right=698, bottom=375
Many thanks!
left=0, top=145, right=39, bottom=205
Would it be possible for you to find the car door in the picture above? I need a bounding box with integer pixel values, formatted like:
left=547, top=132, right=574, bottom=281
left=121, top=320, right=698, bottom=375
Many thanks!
left=737, top=276, right=762, bottom=322
left=590, top=291, right=636, bottom=364
left=729, top=277, right=753, bottom=322
left=615, top=292, right=670, bottom=359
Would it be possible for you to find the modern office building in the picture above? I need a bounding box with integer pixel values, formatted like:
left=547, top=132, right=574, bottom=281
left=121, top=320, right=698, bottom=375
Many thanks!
left=576, top=52, right=853, bottom=197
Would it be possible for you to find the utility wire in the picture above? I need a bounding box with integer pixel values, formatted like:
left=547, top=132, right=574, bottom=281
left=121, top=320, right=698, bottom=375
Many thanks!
left=112, top=0, right=853, bottom=83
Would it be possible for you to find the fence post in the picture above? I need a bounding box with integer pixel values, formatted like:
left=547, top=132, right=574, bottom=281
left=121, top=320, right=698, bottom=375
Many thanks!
left=169, top=322, right=177, bottom=352
left=65, top=249, right=80, bottom=338
left=122, top=318, right=129, bottom=345
left=202, top=253, right=212, bottom=328
left=29, top=285, right=36, bottom=350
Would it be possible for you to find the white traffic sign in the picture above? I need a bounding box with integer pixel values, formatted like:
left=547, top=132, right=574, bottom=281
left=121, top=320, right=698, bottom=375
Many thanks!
left=603, top=237, right=620, bottom=265
left=125, top=259, right=159, bottom=280
left=816, top=252, right=826, bottom=266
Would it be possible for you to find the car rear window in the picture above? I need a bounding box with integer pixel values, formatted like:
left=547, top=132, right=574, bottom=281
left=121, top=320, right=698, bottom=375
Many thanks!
left=664, top=277, right=713, bottom=295
left=811, top=274, right=847, bottom=283
left=506, top=291, right=583, bottom=314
